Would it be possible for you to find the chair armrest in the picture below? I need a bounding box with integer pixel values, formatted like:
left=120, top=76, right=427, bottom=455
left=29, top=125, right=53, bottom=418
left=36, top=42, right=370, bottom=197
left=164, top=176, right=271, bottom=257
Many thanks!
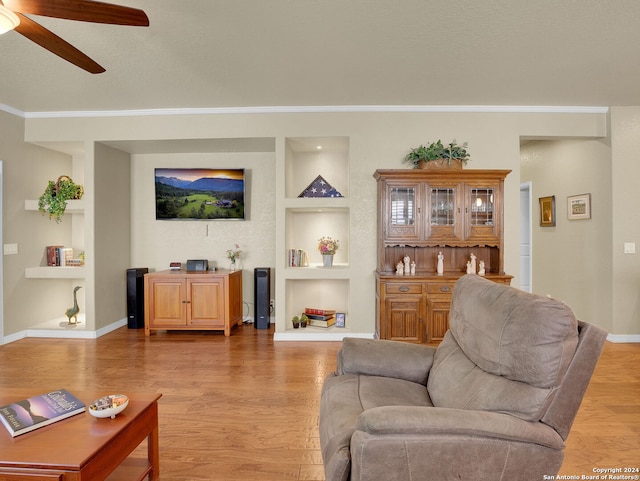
left=337, top=338, right=436, bottom=385
left=356, top=406, right=565, bottom=450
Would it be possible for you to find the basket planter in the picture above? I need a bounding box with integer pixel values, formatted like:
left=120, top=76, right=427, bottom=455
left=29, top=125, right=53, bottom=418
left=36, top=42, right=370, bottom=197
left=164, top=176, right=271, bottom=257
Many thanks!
left=418, top=159, right=464, bottom=170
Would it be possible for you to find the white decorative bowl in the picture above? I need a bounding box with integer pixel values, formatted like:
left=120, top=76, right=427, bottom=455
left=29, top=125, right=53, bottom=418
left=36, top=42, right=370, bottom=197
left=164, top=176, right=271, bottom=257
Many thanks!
left=88, top=394, right=129, bottom=419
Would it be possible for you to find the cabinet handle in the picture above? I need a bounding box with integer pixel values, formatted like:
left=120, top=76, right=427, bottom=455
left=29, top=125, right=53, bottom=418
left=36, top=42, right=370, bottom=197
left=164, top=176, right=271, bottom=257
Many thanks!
left=399, top=286, right=410, bottom=292
left=440, top=286, right=451, bottom=293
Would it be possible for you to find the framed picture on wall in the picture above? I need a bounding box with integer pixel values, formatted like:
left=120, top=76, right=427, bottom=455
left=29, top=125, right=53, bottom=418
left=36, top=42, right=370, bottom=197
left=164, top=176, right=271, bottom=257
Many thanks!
left=154, top=168, right=245, bottom=220
left=567, top=193, right=591, bottom=220
left=539, top=195, right=555, bottom=227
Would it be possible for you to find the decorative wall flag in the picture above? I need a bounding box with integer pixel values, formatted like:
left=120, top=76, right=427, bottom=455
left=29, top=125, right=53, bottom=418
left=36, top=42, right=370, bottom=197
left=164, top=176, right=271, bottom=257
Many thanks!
left=298, top=175, right=343, bottom=198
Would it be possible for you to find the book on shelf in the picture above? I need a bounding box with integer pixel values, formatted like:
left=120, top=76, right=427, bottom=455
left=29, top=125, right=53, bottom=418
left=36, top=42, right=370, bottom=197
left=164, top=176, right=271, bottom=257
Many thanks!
left=308, top=317, right=336, bottom=328
left=304, top=308, right=336, bottom=316
left=45, top=246, right=78, bottom=267
left=0, top=389, right=86, bottom=437
left=288, top=249, right=308, bottom=267
left=46, top=245, right=64, bottom=266
left=305, top=313, right=334, bottom=321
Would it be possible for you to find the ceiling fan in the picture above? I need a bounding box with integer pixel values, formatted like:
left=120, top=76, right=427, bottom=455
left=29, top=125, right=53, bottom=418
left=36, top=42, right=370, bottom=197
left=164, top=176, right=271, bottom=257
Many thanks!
left=0, top=0, right=149, bottom=73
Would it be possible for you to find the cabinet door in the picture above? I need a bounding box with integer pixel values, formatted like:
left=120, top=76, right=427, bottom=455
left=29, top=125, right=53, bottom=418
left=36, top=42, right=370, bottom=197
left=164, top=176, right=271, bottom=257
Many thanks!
left=148, top=279, right=186, bottom=327
left=425, top=296, right=450, bottom=342
left=384, top=297, right=424, bottom=342
left=187, top=279, right=225, bottom=327
left=383, top=182, right=422, bottom=242
left=464, top=183, right=501, bottom=244
left=426, top=182, right=463, bottom=243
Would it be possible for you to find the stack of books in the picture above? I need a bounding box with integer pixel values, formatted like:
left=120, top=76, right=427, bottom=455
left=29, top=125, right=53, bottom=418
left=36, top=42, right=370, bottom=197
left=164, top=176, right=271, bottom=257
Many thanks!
left=288, top=249, right=308, bottom=267
left=46, top=246, right=83, bottom=267
left=304, top=308, right=336, bottom=327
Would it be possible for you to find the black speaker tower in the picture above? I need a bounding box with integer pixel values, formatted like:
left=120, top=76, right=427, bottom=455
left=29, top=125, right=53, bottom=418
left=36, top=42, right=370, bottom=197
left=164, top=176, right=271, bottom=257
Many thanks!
left=254, top=267, right=271, bottom=329
left=127, top=268, right=148, bottom=329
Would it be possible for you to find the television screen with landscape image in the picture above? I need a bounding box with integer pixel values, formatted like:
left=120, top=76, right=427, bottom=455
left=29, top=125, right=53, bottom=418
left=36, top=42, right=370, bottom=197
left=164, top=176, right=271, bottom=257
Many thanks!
left=155, top=168, right=245, bottom=220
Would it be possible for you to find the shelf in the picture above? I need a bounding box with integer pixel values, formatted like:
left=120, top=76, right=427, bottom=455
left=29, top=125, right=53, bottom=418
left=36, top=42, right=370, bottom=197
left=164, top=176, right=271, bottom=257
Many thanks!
left=25, top=199, right=86, bottom=214
left=282, top=197, right=349, bottom=210
left=25, top=266, right=86, bottom=279
left=284, top=265, right=350, bottom=279
left=274, top=325, right=358, bottom=341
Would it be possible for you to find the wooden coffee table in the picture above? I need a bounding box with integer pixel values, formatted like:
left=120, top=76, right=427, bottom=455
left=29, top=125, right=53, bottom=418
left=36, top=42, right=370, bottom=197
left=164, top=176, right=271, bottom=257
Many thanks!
left=0, top=390, right=161, bottom=481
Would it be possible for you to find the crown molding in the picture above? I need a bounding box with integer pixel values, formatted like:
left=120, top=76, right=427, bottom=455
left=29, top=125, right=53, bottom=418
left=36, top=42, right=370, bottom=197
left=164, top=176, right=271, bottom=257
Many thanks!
left=1, top=103, right=609, bottom=119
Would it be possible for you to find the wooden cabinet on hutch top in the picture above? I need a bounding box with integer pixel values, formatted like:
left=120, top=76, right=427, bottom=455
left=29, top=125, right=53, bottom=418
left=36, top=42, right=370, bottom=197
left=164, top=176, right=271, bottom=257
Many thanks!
left=144, top=269, right=242, bottom=337
left=374, top=169, right=512, bottom=343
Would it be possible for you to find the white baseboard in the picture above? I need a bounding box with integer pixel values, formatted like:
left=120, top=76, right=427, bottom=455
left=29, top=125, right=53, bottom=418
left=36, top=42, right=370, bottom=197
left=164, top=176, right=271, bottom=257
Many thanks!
left=607, top=333, right=640, bottom=343
left=273, top=331, right=374, bottom=342
left=1, top=318, right=127, bottom=345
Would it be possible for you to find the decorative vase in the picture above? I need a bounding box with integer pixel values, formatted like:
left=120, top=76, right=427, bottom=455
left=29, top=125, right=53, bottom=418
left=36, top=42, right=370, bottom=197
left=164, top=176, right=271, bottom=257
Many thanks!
left=229, top=259, right=240, bottom=271
left=418, top=159, right=464, bottom=170
left=322, top=254, right=334, bottom=267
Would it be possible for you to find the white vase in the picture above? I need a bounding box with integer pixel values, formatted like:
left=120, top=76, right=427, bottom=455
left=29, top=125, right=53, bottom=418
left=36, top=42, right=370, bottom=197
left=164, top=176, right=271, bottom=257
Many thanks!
left=322, top=254, right=334, bottom=267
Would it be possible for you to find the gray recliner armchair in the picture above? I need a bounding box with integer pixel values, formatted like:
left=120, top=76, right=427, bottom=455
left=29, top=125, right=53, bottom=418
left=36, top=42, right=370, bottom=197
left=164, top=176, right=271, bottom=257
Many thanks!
left=319, top=274, right=607, bottom=481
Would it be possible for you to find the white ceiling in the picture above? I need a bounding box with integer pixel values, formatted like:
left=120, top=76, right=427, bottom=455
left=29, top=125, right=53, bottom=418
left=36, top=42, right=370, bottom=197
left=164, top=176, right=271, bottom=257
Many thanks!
left=1, top=0, right=639, bottom=115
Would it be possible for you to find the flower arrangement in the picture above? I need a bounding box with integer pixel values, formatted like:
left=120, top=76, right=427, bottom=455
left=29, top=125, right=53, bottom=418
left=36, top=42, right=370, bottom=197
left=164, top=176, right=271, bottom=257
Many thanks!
left=318, top=236, right=339, bottom=255
left=226, top=244, right=242, bottom=263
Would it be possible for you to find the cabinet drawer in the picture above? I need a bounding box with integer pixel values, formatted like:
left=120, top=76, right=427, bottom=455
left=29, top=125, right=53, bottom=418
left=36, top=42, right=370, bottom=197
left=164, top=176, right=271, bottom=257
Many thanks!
left=386, top=283, right=423, bottom=295
left=425, top=282, right=455, bottom=294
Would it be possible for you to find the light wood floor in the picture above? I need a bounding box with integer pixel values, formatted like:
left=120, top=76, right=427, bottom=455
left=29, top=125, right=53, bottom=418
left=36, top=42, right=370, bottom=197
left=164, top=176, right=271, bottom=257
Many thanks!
left=0, top=325, right=638, bottom=480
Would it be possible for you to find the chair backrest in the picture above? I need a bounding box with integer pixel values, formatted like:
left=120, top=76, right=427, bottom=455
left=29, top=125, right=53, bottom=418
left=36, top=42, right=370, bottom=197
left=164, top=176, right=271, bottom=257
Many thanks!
left=428, top=275, right=605, bottom=430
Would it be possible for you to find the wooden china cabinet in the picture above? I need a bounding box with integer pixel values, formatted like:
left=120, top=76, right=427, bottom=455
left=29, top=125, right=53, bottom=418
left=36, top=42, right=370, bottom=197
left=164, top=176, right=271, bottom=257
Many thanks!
left=374, top=169, right=512, bottom=343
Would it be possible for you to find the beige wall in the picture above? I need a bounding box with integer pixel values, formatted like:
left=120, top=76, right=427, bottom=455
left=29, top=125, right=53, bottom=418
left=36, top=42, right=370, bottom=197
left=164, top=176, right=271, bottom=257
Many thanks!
left=130, top=151, right=276, bottom=305
left=5, top=107, right=638, bottom=338
left=0, top=111, right=83, bottom=335
left=521, top=139, right=613, bottom=330
left=610, top=107, right=640, bottom=337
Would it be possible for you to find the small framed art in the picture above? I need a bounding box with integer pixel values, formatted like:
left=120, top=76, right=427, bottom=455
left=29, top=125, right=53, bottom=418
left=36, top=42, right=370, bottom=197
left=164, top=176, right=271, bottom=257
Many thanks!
left=567, top=193, right=591, bottom=220
left=335, top=313, right=346, bottom=328
left=539, top=195, right=556, bottom=227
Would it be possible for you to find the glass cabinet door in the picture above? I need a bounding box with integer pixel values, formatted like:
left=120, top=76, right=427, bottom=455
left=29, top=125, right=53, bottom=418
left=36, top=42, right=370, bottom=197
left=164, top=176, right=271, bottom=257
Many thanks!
left=469, top=188, right=495, bottom=226
left=465, top=184, right=500, bottom=244
left=426, top=184, right=462, bottom=242
left=386, top=183, right=421, bottom=241
left=430, top=188, right=456, bottom=226
left=390, top=186, right=416, bottom=226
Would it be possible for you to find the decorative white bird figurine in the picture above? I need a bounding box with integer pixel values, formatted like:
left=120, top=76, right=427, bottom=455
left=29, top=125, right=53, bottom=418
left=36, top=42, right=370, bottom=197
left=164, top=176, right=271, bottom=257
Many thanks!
left=66, top=286, right=82, bottom=325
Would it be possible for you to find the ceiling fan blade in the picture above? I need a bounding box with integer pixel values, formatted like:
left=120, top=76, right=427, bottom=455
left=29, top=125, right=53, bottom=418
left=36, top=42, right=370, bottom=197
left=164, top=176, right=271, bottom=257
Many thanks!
left=14, top=13, right=105, bottom=73
left=3, top=0, right=149, bottom=26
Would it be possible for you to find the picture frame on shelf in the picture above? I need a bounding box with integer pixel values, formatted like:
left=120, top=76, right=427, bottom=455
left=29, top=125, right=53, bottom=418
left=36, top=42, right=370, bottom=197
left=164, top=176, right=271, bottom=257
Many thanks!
left=335, top=313, right=346, bottom=328
left=567, top=193, right=591, bottom=220
left=539, top=195, right=556, bottom=227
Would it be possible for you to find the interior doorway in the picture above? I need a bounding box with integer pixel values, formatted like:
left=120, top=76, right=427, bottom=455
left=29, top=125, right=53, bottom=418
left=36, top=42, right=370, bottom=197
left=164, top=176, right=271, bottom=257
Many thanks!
left=519, top=182, right=532, bottom=292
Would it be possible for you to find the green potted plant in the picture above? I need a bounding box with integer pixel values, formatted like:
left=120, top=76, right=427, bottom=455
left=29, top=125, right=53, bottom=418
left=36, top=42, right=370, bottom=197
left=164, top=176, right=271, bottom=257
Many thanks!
left=38, top=175, right=84, bottom=223
left=404, top=139, right=470, bottom=169
left=300, top=313, right=309, bottom=328
left=292, top=315, right=300, bottom=329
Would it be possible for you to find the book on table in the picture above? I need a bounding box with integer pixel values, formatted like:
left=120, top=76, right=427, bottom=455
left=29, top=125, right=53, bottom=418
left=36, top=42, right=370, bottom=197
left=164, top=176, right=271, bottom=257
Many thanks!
left=0, top=389, right=86, bottom=437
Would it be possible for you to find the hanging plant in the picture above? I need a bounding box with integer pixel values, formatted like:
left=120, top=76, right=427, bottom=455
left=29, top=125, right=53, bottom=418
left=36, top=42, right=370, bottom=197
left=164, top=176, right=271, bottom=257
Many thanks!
left=38, top=175, right=84, bottom=223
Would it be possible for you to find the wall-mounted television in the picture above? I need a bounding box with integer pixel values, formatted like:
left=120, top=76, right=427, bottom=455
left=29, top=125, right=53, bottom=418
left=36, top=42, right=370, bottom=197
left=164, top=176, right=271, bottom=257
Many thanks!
left=155, top=168, right=245, bottom=220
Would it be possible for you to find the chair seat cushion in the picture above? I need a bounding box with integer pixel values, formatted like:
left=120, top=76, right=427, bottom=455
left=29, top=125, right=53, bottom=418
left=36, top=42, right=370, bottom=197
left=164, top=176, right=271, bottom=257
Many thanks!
left=319, top=372, right=432, bottom=481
